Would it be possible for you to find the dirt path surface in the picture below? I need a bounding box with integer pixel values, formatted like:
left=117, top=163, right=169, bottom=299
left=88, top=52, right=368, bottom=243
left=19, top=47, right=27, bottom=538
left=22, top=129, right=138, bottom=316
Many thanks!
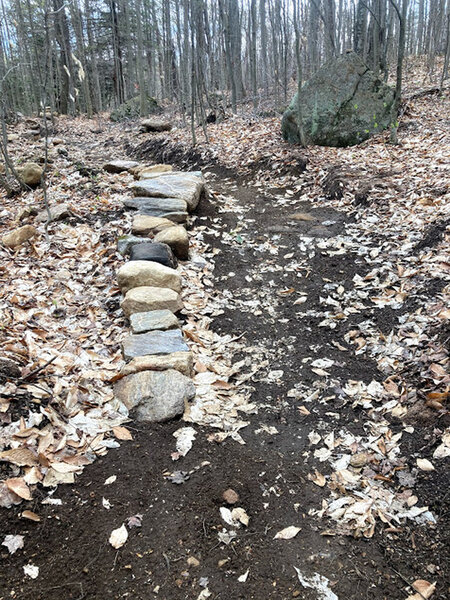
left=1, top=154, right=448, bottom=599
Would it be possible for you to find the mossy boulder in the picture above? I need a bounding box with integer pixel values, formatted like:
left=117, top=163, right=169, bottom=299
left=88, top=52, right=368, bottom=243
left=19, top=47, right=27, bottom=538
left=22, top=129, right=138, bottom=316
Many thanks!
left=110, top=95, right=161, bottom=122
left=282, top=52, right=395, bottom=147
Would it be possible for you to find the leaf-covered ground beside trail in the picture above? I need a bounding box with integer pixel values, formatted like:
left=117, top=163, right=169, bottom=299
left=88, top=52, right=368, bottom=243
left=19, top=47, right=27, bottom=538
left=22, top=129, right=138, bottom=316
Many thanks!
left=0, top=67, right=449, bottom=599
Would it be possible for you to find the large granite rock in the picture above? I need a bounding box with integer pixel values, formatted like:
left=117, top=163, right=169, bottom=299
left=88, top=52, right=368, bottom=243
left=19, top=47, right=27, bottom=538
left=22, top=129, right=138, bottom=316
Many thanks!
left=129, top=242, right=177, bottom=268
left=122, top=329, right=189, bottom=361
left=2, top=225, right=37, bottom=248
left=154, top=226, right=189, bottom=260
left=114, top=369, right=195, bottom=422
left=130, top=309, right=179, bottom=334
left=103, top=160, right=139, bottom=173
left=282, top=52, right=395, bottom=147
left=121, top=286, right=183, bottom=317
left=117, top=234, right=150, bottom=256
left=141, top=119, right=172, bottom=133
left=130, top=174, right=204, bottom=211
left=117, top=260, right=181, bottom=294
left=131, top=215, right=174, bottom=235
left=120, top=352, right=193, bottom=377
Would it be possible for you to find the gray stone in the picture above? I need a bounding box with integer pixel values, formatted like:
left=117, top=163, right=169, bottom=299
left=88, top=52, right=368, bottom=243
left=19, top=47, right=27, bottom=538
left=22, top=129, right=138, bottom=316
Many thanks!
left=282, top=52, right=395, bottom=147
left=122, top=329, right=189, bottom=361
left=131, top=215, right=175, bottom=235
left=121, top=286, right=183, bottom=317
left=130, top=174, right=204, bottom=211
left=124, top=196, right=187, bottom=214
left=117, top=234, right=151, bottom=256
left=114, top=369, right=195, bottom=422
left=130, top=309, right=179, bottom=334
left=141, top=119, right=172, bottom=133
left=36, top=203, right=71, bottom=223
left=20, top=162, right=43, bottom=186
left=129, top=242, right=177, bottom=268
left=103, top=160, right=139, bottom=173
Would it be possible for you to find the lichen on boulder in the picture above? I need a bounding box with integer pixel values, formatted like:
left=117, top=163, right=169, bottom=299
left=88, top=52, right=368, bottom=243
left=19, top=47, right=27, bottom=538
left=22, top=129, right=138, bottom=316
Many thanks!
left=282, top=52, right=395, bottom=147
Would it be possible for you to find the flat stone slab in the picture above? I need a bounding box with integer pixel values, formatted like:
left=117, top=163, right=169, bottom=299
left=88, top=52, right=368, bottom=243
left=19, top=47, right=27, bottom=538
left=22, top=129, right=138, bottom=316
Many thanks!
left=103, top=160, right=139, bottom=173
left=117, top=260, right=181, bottom=294
left=121, top=286, right=183, bottom=317
left=114, top=369, right=195, bottom=422
left=122, top=329, right=189, bottom=361
left=130, top=175, right=203, bottom=212
left=36, top=203, right=71, bottom=223
left=136, top=209, right=188, bottom=224
left=124, top=196, right=187, bottom=213
left=120, top=352, right=193, bottom=377
left=129, top=242, right=177, bottom=268
left=130, top=309, right=179, bottom=334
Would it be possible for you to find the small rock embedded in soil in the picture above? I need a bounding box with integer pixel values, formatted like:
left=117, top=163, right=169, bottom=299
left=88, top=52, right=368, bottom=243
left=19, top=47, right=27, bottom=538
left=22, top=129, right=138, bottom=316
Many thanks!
left=288, top=212, right=317, bottom=222
left=130, top=309, right=179, bottom=334
left=122, top=329, right=189, bottom=361
left=36, top=203, right=71, bottom=223
left=2, top=225, right=37, bottom=248
left=129, top=242, right=177, bottom=268
left=154, top=226, right=189, bottom=260
left=134, top=164, right=173, bottom=178
left=114, top=369, right=195, bottom=423
left=117, top=260, right=181, bottom=294
left=223, top=488, right=240, bottom=504
left=121, top=286, right=183, bottom=317
left=103, top=160, right=139, bottom=173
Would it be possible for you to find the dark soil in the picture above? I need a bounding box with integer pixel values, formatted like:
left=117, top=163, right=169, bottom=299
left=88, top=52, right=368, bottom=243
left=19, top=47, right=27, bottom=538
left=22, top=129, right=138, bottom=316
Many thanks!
left=0, top=166, right=448, bottom=600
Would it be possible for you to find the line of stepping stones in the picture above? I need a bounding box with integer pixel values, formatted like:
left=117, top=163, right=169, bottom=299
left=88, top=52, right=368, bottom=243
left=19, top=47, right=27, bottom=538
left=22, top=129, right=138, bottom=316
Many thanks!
left=104, top=160, right=206, bottom=423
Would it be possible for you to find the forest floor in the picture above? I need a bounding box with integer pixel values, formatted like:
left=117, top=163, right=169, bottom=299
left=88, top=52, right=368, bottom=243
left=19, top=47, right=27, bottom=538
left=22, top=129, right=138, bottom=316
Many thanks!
left=0, top=81, right=449, bottom=600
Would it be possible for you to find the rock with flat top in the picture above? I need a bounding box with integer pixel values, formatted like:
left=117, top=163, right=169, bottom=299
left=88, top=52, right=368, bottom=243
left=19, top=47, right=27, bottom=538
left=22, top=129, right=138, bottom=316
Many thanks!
left=121, top=286, right=183, bottom=317
left=131, top=174, right=204, bottom=211
left=2, top=225, right=37, bottom=248
left=120, top=352, right=193, bottom=377
left=103, top=160, right=139, bottom=173
left=123, top=197, right=187, bottom=223
left=129, top=242, right=177, bottom=268
left=36, top=203, right=70, bottom=223
left=131, top=215, right=174, bottom=236
left=134, top=164, right=173, bottom=178
left=114, top=369, right=195, bottom=422
left=117, top=260, right=181, bottom=294
left=141, top=119, right=172, bottom=133
left=154, top=226, right=189, bottom=260
left=130, top=309, right=179, bottom=334
left=122, top=329, right=189, bottom=361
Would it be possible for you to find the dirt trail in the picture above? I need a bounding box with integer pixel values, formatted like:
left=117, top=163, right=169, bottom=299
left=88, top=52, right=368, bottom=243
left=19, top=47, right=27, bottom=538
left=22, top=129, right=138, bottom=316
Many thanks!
left=0, top=167, right=447, bottom=600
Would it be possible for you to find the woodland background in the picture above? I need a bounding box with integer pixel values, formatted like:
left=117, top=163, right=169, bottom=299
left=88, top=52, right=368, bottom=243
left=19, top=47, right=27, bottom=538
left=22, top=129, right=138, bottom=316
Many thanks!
left=0, top=0, right=449, bottom=124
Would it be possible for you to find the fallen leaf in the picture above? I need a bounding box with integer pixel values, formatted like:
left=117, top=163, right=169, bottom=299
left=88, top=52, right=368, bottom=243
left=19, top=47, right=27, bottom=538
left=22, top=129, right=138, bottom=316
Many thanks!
left=112, top=426, right=133, bottom=441
left=5, top=478, right=32, bottom=500
left=0, top=448, right=38, bottom=467
left=104, top=475, right=117, bottom=485
left=2, top=534, right=24, bottom=554
left=274, top=526, right=301, bottom=540
left=416, top=458, right=435, bottom=472
left=406, top=579, right=436, bottom=600
left=23, top=564, right=39, bottom=579
left=109, top=524, right=128, bottom=549
left=21, top=510, right=40, bottom=522
left=238, top=569, right=249, bottom=582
